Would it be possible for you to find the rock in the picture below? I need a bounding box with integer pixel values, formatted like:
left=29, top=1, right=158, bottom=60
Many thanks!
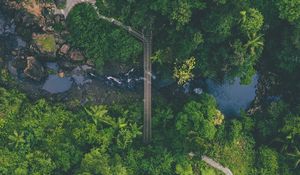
left=43, top=26, right=55, bottom=32
left=43, top=9, right=55, bottom=29
left=32, top=33, right=57, bottom=59
left=69, top=49, right=85, bottom=62
left=193, top=88, right=203, bottom=95
left=54, top=14, right=64, bottom=23
left=59, top=44, right=69, bottom=55
left=59, top=60, right=77, bottom=70
left=81, top=65, right=93, bottom=71
left=55, top=36, right=65, bottom=45
left=55, top=0, right=67, bottom=9
left=24, top=56, right=47, bottom=81
left=58, top=70, right=65, bottom=78
left=11, top=50, right=17, bottom=56
left=8, top=60, right=18, bottom=76
left=86, top=59, right=95, bottom=66
left=102, top=62, right=135, bottom=76
left=11, top=55, right=27, bottom=71
left=60, top=30, right=70, bottom=36
left=42, top=7, right=51, bottom=17
left=71, top=66, right=92, bottom=85
left=21, top=13, right=38, bottom=27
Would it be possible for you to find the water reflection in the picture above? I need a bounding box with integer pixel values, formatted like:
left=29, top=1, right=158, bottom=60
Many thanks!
left=42, top=75, right=73, bottom=94
left=206, top=75, right=258, bottom=116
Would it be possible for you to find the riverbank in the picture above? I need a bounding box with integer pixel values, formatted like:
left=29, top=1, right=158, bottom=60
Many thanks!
left=0, top=0, right=271, bottom=116
left=0, top=2, right=143, bottom=110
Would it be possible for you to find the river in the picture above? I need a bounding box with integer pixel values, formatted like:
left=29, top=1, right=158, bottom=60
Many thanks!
left=0, top=10, right=258, bottom=114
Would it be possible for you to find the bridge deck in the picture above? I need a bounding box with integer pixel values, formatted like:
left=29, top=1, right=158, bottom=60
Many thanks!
left=54, top=0, right=152, bottom=143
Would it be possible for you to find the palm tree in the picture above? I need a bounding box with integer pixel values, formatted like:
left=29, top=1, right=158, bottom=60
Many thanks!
left=287, top=147, right=300, bottom=168
left=85, top=105, right=115, bottom=127
left=8, top=130, right=25, bottom=148
left=244, top=33, right=264, bottom=56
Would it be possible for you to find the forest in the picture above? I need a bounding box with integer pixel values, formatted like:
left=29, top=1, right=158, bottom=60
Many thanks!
left=0, top=0, right=300, bottom=174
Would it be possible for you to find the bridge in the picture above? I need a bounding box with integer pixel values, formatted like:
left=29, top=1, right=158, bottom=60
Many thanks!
left=54, top=1, right=234, bottom=174
left=54, top=0, right=152, bottom=143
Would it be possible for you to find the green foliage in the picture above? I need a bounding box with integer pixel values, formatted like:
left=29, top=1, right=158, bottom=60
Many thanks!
left=152, top=103, right=174, bottom=128
left=281, top=114, right=300, bottom=143
left=84, top=105, right=142, bottom=149
left=0, top=88, right=142, bottom=174
left=0, top=88, right=25, bottom=117
left=254, top=100, right=300, bottom=174
left=8, top=130, right=25, bottom=148
left=240, top=8, right=264, bottom=35
left=256, top=147, right=279, bottom=175
left=174, top=57, right=196, bottom=85
left=276, top=0, right=300, bottom=23
left=138, top=146, right=175, bottom=175
left=210, top=119, right=256, bottom=175
left=2, top=86, right=256, bottom=174
left=287, top=147, right=300, bottom=168
left=255, top=101, right=287, bottom=141
left=228, top=119, right=243, bottom=142
left=2, top=0, right=300, bottom=173
left=230, top=32, right=263, bottom=84
left=150, top=0, right=206, bottom=30
left=67, top=4, right=142, bottom=72
left=34, top=34, right=56, bottom=53
left=198, top=4, right=264, bottom=83
left=79, top=148, right=128, bottom=175
left=66, top=0, right=262, bottom=83
left=0, top=69, right=14, bottom=83
left=202, top=13, right=234, bottom=43
left=25, top=151, right=57, bottom=175
left=0, top=148, right=23, bottom=175
left=0, top=88, right=79, bottom=174
left=175, top=157, right=193, bottom=175
left=277, top=45, right=300, bottom=73
left=85, top=105, right=114, bottom=126
left=176, top=94, right=223, bottom=141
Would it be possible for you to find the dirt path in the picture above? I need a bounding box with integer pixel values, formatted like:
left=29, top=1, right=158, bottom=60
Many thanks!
left=202, top=155, right=233, bottom=175
left=54, top=0, right=96, bottom=17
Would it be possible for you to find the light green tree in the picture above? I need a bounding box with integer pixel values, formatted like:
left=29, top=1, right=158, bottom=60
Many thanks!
left=174, top=57, right=196, bottom=85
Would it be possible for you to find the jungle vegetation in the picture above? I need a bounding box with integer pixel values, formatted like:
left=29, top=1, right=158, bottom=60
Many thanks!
left=0, top=0, right=300, bottom=174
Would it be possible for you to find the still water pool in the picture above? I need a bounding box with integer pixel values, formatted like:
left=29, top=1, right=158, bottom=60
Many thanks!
left=206, top=75, right=258, bottom=116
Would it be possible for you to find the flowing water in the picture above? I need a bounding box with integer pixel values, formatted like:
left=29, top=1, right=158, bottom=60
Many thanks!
left=0, top=10, right=258, bottom=113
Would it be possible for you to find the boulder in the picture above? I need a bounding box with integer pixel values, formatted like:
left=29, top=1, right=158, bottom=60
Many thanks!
left=58, top=70, right=65, bottom=78
left=86, top=59, right=95, bottom=67
left=20, top=12, right=38, bottom=27
left=59, top=60, right=77, bottom=70
left=60, top=30, right=70, bottom=36
left=55, top=0, right=67, bottom=9
left=24, top=56, right=47, bottom=81
left=32, top=33, right=57, bottom=59
left=59, top=44, right=70, bottom=55
left=69, top=49, right=85, bottom=62
left=55, top=36, right=65, bottom=45
left=54, top=14, right=64, bottom=23
left=7, top=60, right=18, bottom=76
